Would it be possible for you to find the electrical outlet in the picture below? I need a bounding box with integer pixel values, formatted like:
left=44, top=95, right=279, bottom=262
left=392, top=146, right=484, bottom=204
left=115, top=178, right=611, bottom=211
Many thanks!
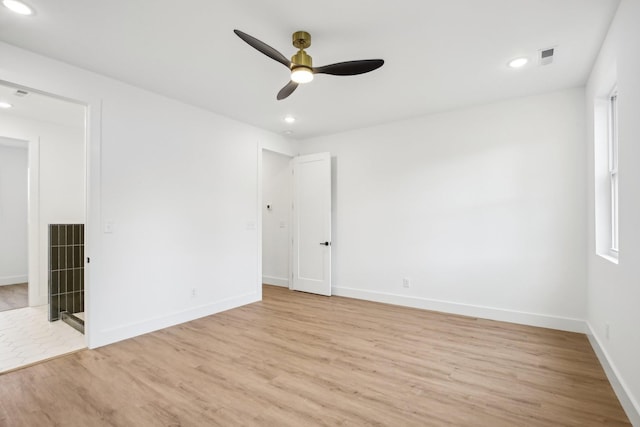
left=402, top=277, right=411, bottom=288
left=191, top=288, right=197, bottom=298
left=605, top=323, right=610, bottom=340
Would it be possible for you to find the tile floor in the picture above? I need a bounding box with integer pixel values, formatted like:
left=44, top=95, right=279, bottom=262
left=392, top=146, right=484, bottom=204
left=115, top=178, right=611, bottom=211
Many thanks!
left=0, top=305, right=86, bottom=373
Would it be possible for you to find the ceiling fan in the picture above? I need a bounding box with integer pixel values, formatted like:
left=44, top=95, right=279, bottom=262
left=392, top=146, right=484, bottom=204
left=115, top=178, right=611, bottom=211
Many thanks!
left=234, top=29, right=384, bottom=100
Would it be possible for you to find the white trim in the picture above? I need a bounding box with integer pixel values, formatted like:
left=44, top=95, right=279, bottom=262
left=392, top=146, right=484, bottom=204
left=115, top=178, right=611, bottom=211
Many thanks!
left=597, top=252, right=619, bottom=265
left=0, top=275, right=28, bottom=286
left=262, top=275, right=289, bottom=288
left=332, top=286, right=586, bottom=333
left=608, top=89, right=619, bottom=253
left=84, top=98, right=101, bottom=350
left=586, top=322, right=640, bottom=426
left=27, top=137, right=41, bottom=306
left=92, top=292, right=260, bottom=348
left=257, top=141, right=263, bottom=301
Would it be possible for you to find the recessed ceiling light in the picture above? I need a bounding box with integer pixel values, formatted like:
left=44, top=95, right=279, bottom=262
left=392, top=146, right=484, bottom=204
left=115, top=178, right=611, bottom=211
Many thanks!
left=284, top=115, right=296, bottom=124
left=0, top=101, right=13, bottom=109
left=2, top=0, right=34, bottom=15
left=508, top=57, right=528, bottom=68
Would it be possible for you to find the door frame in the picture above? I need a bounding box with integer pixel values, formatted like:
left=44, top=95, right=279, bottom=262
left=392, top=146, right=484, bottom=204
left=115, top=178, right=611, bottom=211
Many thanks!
left=0, top=78, right=99, bottom=348
left=27, top=137, right=40, bottom=306
left=257, top=145, right=333, bottom=298
left=1, top=125, right=42, bottom=306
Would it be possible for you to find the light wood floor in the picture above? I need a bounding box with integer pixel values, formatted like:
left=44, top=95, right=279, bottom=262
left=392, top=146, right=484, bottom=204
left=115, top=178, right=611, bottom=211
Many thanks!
left=0, top=283, right=28, bottom=312
left=0, top=285, right=630, bottom=426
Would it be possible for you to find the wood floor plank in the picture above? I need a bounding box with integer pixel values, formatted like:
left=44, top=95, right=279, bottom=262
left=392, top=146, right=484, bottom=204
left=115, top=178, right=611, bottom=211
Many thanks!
left=0, top=285, right=631, bottom=426
left=0, top=283, right=28, bottom=312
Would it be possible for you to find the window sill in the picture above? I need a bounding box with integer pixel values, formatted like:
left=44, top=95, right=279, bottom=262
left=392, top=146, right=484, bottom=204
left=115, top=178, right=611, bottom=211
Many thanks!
left=597, top=252, right=619, bottom=265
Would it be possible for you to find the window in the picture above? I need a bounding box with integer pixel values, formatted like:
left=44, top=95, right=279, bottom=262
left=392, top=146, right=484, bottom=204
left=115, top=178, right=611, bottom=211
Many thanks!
left=608, top=90, right=619, bottom=254
left=594, top=83, right=619, bottom=264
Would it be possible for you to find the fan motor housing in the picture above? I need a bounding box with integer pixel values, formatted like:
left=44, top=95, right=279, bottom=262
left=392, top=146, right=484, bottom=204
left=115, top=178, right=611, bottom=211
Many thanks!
left=292, top=31, right=311, bottom=49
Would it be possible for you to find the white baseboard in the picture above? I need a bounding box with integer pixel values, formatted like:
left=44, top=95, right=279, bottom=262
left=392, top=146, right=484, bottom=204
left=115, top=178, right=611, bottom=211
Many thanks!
left=332, top=286, right=586, bottom=333
left=0, top=275, right=28, bottom=286
left=89, top=292, right=260, bottom=349
left=586, top=323, right=640, bottom=426
left=262, top=275, right=289, bottom=288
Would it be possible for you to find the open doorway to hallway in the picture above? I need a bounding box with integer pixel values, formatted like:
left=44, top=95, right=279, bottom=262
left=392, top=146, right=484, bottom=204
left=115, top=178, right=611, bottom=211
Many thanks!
left=0, top=136, right=28, bottom=312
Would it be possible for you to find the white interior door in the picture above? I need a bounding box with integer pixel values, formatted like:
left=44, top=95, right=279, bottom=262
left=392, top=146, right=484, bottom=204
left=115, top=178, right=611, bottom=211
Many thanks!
left=292, top=152, right=331, bottom=296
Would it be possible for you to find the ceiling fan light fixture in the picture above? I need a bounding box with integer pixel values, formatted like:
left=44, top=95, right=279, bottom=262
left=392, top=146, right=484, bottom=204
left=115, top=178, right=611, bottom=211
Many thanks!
left=2, top=0, right=34, bottom=15
left=233, top=29, right=384, bottom=100
left=291, top=67, right=314, bottom=84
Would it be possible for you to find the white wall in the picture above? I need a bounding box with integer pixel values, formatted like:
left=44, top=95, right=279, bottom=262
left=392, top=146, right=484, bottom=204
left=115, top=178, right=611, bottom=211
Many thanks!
left=0, top=141, right=28, bottom=286
left=262, top=150, right=292, bottom=287
left=0, top=41, right=295, bottom=348
left=0, top=113, right=85, bottom=303
left=586, top=0, right=640, bottom=423
left=299, top=88, right=587, bottom=331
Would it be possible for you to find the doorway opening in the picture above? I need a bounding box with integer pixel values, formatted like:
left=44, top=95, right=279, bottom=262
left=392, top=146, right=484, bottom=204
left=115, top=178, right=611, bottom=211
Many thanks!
left=261, top=149, right=293, bottom=290
left=0, top=136, right=28, bottom=312
left=260, top=148, right=333, bottom=297
left=0, top=81, right=88, bottom=373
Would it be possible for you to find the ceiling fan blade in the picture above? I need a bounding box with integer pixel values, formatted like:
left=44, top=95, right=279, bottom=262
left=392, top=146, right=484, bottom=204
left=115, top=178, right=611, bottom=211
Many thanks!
left=277, top=81, right=298, bottom=100
left=313, top=59, right=384, bottom=76
left=234, top=29, right=291, bottom=68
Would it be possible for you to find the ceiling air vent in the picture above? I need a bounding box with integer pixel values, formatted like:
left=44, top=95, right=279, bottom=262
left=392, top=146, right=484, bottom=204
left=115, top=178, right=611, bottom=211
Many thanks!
left=539, top=48, right=555, bottom=66
left=14, top=89, right=29, bottom=97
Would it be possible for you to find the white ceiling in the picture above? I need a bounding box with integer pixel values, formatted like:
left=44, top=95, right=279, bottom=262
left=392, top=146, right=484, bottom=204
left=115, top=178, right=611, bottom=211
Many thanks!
left=0, top=82, right=85, bottom=128
left=0, top=0, right=619, bottom=139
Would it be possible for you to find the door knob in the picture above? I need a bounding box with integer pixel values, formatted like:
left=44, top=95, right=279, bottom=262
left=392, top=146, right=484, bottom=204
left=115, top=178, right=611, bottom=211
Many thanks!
left=319, top=241, right=330, bottom=246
